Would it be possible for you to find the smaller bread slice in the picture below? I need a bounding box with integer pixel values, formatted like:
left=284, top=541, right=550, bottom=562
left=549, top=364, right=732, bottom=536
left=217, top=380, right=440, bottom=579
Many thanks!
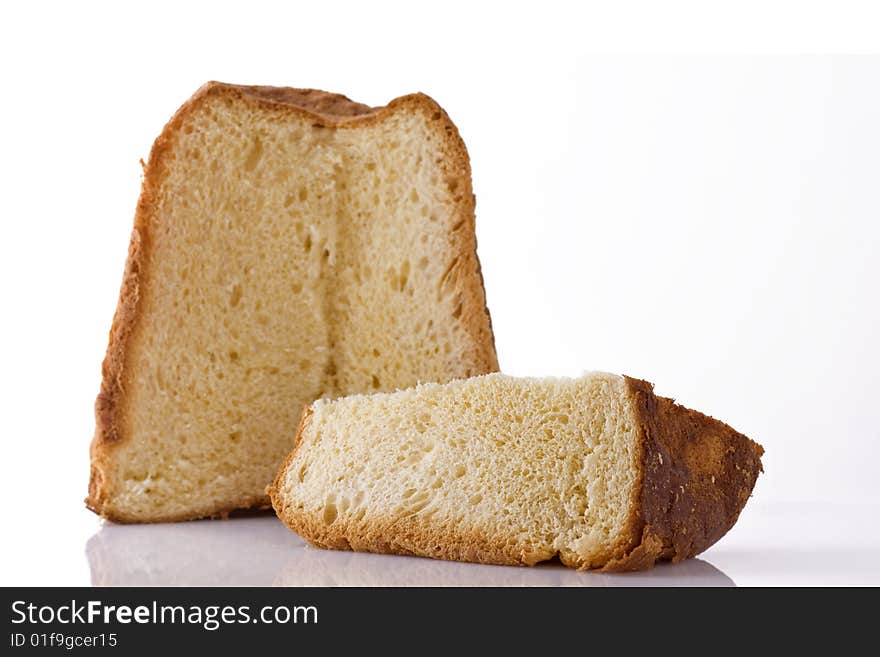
left=270, top=372, right=763, bottom=571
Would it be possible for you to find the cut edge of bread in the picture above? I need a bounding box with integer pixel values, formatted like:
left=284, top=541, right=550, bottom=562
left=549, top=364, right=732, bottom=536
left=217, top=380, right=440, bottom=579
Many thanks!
left=87, top=82, right=498, bottom=523
left=269, top=374, right=763, bottom=571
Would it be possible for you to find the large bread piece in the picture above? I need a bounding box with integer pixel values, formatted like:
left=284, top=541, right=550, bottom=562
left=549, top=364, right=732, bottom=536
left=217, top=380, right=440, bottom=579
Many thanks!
left=88, top=82, right=498, bottom=523
left=270, top=373, right=763, bottom=571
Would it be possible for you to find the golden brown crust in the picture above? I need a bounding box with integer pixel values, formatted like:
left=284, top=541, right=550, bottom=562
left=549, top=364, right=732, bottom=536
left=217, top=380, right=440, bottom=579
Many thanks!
left=275, top=506, right=554, bottom=567
left=228, top=85, right=375, bottom=118
left=418, top=97, right=499, bottom=375
left=267, top=407, right=314, bottom=505
left=85, top=500, right=275, bottom=525
left=601, top=377, right=764, bottom=572
left=272, top=377, right=763, bottom=571
left=87, top=82, right=498, bottom=523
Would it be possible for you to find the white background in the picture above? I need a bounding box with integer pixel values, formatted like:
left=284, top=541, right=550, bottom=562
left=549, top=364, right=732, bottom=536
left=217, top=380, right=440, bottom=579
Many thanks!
left=1, top=1, right=879, bottom=585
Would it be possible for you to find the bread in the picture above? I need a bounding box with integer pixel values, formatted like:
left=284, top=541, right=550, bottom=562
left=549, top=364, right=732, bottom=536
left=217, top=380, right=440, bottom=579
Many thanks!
left=270, top=372, right=763, bottom=571
left=87, top=82, right=498, bottom=523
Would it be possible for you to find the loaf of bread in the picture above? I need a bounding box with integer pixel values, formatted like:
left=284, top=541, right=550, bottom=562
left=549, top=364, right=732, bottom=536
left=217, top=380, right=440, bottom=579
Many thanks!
left=87, top=82, right=498, bottom=523
left=271, top=372, right=763, bottom=571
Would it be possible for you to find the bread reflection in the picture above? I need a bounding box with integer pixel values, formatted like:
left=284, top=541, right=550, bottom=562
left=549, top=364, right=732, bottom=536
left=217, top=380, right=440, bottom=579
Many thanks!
left=274, top=544, right=735, bottom=587
left=86, top=513, right=290, bottom=586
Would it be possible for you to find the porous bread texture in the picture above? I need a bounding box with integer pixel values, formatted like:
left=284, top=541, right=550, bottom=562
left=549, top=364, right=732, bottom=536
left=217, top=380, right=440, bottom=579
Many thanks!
left=274, top=373, right=638, bottom=568
left=88, top=83, right=498, bottom=523
left=271, top=372, right=763, bottom=571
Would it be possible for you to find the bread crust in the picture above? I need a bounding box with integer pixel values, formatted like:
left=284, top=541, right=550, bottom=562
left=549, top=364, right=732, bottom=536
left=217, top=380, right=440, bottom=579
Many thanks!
left=601, top=378, right=764, bottom=571
left=87, top=82, right=498, bottom=522
left=271, top=377, right=763, bottom=571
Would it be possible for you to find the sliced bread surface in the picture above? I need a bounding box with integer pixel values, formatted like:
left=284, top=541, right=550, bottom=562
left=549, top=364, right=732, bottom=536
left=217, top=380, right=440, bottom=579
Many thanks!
left=270, top=372, right=763, bottom=571
left=88, top=83, right=498, bottom=523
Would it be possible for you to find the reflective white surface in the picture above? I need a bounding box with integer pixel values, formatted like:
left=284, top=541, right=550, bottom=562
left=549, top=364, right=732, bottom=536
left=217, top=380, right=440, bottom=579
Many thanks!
left=79, top=502, right=880, bottom=587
